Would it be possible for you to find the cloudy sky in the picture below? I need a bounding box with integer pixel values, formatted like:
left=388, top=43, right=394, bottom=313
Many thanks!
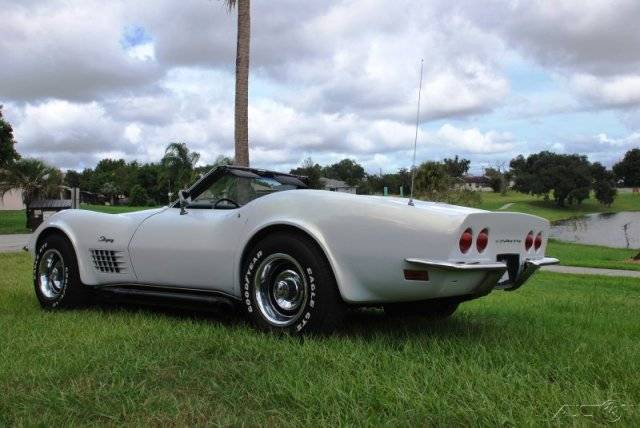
left=1, top=0, right=640, bottom=174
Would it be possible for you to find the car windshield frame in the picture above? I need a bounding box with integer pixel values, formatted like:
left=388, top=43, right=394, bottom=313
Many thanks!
left=172, top=166, right=308, bottom=210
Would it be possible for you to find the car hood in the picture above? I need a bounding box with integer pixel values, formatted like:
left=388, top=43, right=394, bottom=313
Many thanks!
left=118, top=207, right=167, bottom=221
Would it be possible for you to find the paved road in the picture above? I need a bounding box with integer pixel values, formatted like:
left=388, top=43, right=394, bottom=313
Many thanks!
left=0, top=234, right=31, bottom=253
left=542, top=264, right=640, bottom=278
left=498, top=202, right=515, bottom=210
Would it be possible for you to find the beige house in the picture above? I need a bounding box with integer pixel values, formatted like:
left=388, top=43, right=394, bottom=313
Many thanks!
left=0, top=188, right=25, bottom=210
left=320, top=178, right=357, bottom=194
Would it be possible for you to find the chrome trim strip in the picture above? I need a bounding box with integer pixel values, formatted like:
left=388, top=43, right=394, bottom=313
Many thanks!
left=405, top=258, right=508, bottom=271
left=98, top=282, right=240, bottom=301
left=525, top=257, right=560, bottom=267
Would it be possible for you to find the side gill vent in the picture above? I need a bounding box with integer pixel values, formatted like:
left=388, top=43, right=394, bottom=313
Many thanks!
left=90, top=250, right=127, bottom=273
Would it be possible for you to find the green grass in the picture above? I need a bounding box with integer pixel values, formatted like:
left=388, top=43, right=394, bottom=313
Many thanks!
left=547, top=239, right=640, bottom=271
left=1, top=252, right=639, bottom=425
left=478, top=191, right=640, bottom=222
left=0, top=210, right=30, bottom=234
left=81, top=204, right=160, bottom=214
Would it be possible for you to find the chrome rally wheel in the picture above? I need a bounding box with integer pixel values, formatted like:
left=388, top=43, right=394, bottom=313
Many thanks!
left=254, top=253, right=308, bottom=327
left=37, top=248, right=66, bottom=299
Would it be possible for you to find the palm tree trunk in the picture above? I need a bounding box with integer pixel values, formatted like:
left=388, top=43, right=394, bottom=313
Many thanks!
left=234, top=0, right=250, bottom=167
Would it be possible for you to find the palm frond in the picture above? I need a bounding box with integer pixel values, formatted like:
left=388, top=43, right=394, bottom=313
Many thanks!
left=221, top=0, right=237, bottom=11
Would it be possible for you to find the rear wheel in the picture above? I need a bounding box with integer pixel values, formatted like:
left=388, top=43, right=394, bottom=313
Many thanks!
left=383, top=300, right=459, bottom=319
left=240, top=232, right=346, bottom=334
left=34, top=234, right=88, bottom=309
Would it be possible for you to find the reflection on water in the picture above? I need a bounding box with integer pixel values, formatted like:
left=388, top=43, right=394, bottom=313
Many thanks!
left=549, top=212, right=640, bottom=249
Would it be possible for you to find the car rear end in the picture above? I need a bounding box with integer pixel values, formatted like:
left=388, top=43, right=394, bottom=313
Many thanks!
left=405, top=211, right=558, bottom=296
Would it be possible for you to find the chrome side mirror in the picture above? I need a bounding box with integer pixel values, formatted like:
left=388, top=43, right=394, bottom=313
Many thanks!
left=178, top=189, right=191, bottom=215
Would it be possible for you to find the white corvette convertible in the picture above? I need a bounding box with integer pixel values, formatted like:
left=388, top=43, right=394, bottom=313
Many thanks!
left=27, top=165, right=558, bottom=334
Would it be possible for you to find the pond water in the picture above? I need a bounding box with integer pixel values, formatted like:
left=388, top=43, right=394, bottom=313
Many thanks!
left=549, top=211, right=640, bottom=249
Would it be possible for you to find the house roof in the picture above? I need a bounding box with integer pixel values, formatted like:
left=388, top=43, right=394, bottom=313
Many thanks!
left=319, top=177, right=352, bottom=188
left=463, top=175, right=491, bottom=185
left=28, top=199, right=72, bottom=209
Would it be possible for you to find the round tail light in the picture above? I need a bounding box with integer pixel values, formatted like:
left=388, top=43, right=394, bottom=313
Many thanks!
left=459, top=228, right=473, bottom=254
left=534, top=232, right=543, bottom=251
left=476, top=228, right=489, bottom=253
left=525, top=231, right=534, bottom=251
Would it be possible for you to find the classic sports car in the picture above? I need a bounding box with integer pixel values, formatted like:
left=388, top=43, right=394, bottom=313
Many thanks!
left=27, top=165, right=558, bottom=334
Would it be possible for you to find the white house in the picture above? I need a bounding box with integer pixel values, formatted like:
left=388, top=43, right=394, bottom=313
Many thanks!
left=462, top=176, right=493, bottom=192
left=319, top=178, right=357, bottom=194
left=0, top=188, right=25, bottom=210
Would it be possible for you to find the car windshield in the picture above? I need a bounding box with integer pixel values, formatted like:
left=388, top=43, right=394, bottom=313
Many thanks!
left=189, top=172, right=299, bottom=209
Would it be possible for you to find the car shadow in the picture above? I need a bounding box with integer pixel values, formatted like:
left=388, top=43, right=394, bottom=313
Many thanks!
left=333, top=307, right=496, bottom=341
left=90, top=295, right=244, bottom=329
left=88, top=293, right=515, bottom=346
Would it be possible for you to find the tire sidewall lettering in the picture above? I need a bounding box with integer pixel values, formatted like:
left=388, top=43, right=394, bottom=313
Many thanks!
left=244, top=248, right=317, bottom=333
left=34, top=241, right=70, bottom=307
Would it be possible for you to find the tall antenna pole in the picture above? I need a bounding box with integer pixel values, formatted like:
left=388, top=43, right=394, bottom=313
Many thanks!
left=408, top=58, right=424, bottom=206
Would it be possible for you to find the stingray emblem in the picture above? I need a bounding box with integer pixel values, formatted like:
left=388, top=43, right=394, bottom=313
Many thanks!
left=98, top=236, right=114, bottom=243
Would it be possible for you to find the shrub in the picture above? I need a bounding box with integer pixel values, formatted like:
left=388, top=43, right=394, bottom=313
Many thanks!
left=129, top=185, right=150, bottom=206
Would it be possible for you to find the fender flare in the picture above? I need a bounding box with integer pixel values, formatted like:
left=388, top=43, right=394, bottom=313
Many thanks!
left=236, top=220, right=345, bottom=301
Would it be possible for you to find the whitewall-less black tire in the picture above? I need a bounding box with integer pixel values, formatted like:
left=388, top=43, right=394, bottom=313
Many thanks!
left=241, top=232, right=346, bottom=334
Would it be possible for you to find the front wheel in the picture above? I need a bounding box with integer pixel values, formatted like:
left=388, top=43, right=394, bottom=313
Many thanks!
left=383, top=300, right=459, bottom=319
left=34, top=234, right=88, bottom=309
left=240, top=233, right=346, bottom=334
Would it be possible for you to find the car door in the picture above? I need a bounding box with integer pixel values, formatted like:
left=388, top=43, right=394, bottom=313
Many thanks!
left=128, top=206, right=247, bottom=293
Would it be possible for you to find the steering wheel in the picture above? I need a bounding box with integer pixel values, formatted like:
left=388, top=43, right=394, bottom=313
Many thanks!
left=213, top=198, right=240, bottom=209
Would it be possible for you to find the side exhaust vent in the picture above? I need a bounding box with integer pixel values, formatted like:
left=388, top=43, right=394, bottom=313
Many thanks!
left=90, top=250, right=127, bottom=273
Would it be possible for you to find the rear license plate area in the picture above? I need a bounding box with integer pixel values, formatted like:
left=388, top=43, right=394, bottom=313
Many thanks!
left=497, top=254, right=520, bottom=285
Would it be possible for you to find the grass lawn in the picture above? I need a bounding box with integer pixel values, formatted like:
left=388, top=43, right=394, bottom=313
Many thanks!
left=1, top=251, right=639, bottom=425
left=547, top=239, right=640, bottom=271
left=0, top=210, right=30, bottom=234
left=478, top=191, right=640, bottom=222
left=81, top=204, right=161, bottom=214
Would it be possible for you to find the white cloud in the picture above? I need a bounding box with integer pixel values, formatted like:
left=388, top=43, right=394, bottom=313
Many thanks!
left=572, top=74, right=640, bottom=108
left=427, top=124, right=517, bottom=154
left=126, top=42, right=156, bottom=62
left=454, top=0, right=640, bottom=110
left=14, top=100, right=138, bottom=168
left=1, top=0, right=639, bottom=174
left=0, top=0, right=161, bottom=101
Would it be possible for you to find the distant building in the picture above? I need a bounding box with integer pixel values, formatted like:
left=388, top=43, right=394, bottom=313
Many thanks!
left=320, top=178, right=357, bottom=194
left=0, top=188, right=25, bottom=210
left=462, top=175, right=493, bottom=192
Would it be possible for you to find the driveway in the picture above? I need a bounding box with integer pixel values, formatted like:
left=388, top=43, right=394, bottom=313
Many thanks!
left=542, top=264, right=640, bottom=278
left=0, top=234, right=31, bottom=253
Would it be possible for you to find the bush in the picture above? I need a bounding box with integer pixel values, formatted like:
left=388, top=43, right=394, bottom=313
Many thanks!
left=594, top=180, right=616, bottom=206
left=129, top=185, right=150, bottom=206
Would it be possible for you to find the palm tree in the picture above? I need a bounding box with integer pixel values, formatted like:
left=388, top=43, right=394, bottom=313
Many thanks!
left=161, top=142, right=201, bottom=195
left=222, top=0, right=250, bottom=167
left=0, top=158, right=63, bottom=226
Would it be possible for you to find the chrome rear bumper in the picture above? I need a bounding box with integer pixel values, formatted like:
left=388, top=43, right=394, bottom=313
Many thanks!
left=405, top=257, right=559, bottom=293
left=499, top=257, right=559, bottom=291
